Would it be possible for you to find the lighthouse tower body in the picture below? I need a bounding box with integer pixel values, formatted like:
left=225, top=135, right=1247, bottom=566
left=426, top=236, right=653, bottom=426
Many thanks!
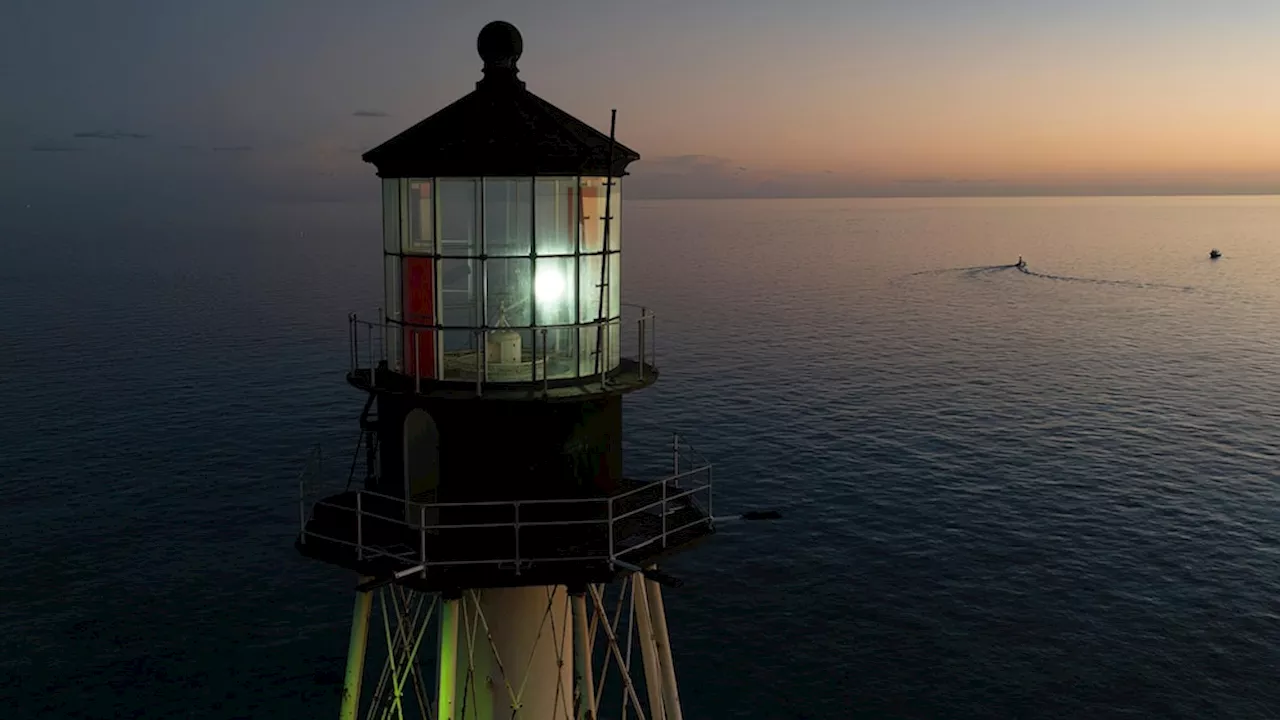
left=296, top=21, right=716, bottom=720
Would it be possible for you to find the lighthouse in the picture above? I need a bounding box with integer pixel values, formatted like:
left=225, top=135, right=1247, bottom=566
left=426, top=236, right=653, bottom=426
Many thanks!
left=296, top=20, right=719, bottom=720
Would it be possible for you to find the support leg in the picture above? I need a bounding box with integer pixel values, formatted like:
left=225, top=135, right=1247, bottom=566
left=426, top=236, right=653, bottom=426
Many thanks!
left=341, top=588, right=375, bottom=720
left=644, top=580, right=683, bottom=720
left=438, top=595, right=460, bottom=720
left=572, top=591, right=597, bottom=720
left=631, top=574, right=665, bottom=720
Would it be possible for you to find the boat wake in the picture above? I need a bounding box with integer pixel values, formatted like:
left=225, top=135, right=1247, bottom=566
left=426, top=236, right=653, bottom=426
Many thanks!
left=1012, top=264, right=1195, bottom=292
left=903, top=263, right=1196, bottom=292
left=907, top=264, right=1015, bottom=278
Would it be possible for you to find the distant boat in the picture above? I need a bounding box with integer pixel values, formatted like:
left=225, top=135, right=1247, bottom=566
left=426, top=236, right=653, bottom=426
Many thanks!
left=1016, top=256, right=1026, bottom=269
left=1209, top=249, right=1222, bottom=259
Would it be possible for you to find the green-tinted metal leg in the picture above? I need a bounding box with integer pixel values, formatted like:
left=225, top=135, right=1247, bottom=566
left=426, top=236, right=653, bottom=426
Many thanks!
left=437, top=596, right=460, bottom=720
left=340, top=589, right=375, bottom=720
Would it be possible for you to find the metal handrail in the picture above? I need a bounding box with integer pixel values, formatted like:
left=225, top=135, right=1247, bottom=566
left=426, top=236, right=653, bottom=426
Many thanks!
left=610, top=483, right=708, bottom=523
left=609, top=466, right=708, bottom=503
left=347, top=305, right=657, bottom=392
left=300, top=462, right=712, bottom=573
left=312, top=471, right=710, bottom=531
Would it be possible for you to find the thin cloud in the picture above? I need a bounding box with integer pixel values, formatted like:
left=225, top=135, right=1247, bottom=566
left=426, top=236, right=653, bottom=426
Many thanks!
left=73, top=131, right=150, bottom=140
left=353, top=110, right=390, bottom=118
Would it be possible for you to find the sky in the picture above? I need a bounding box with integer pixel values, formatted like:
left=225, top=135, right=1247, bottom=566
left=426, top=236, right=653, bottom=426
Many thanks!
left=4, top=0, right=1280, bottom=203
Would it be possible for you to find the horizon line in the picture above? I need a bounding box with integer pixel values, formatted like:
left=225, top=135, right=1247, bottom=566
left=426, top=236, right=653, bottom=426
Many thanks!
left=626, top=190, right=1280, bottom=201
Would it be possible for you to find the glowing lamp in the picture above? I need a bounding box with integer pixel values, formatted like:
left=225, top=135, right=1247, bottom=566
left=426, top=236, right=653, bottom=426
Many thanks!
left=534, top=267, right=565, bottom=303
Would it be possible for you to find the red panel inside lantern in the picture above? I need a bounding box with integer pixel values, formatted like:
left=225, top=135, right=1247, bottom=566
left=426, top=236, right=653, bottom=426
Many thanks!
left=403, top=257, right=435, bottom=379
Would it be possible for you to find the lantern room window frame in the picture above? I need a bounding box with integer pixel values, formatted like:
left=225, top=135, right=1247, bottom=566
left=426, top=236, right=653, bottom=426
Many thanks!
left=381, top=175, right=623, bottom=385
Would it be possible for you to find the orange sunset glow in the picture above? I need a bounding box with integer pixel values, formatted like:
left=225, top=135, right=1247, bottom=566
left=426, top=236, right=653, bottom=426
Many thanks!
left=5, top=1, right=1280, bottom=200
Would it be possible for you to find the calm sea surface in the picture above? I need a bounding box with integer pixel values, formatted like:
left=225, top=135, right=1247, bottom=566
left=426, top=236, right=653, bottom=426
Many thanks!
left=3, top=195, right=1280, bottom=718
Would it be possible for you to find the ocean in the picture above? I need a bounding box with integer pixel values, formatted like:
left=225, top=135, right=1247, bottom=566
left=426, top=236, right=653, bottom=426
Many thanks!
left=3, top=195, right=1280, bottom=718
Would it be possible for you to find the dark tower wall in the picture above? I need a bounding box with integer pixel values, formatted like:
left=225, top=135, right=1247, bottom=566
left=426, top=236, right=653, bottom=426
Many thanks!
left=375, top=394, right=623, bottom=503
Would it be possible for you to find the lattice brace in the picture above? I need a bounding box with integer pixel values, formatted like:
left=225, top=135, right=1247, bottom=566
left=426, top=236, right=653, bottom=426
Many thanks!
left=585, top=579, right=632, bottom=717
left=587, top=581, right=651, bottom=720
left=365, top=586, right=438, bottom=720
left=341, top=580, right=680, bottom=720
left=583, top=574, right=684, bottom=720
left=454, top=586, right=575, bottom=719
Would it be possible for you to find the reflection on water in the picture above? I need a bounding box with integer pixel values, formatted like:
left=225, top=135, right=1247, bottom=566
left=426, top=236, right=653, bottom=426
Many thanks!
left=4, top=196, right=1280, bottom=718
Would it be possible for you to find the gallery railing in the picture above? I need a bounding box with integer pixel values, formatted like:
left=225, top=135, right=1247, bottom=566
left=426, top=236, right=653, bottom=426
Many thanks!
left=296, top=434, right=712, bottom=578
left=348, top=303, right=656, bottom=395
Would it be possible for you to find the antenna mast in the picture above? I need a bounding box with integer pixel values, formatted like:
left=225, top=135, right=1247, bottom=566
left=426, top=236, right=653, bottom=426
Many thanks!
left=594, top=109, right=618, bottom=381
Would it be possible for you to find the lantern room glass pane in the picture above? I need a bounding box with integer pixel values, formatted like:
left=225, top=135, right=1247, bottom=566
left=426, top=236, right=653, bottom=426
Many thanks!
left=403, top=327, right=435, bottom=380
left=579, top=326, right=604, bottom=377
left=384, top=255, right=402, bottom=321
left=382, top=179, right=400, bottom=254
left=580, top=177, right=608, bottom=252
left=384, top=255, right=402, bottom=372
left=486, top=258, right=532, bottom=327
left=608, top=252, right=620, bottom=320
left=534, top=256, right=574, bottom=326
left=406, top=180, right=434, bottom=254
left=387, top=328, right=402, bottom=374
left=440, top=259, right=479, bottom=327
left=484, top=179, right=532, bottom=256
left=441, top=329, right=478, bottom=381
left=609, top=179, right=621, bottom=250
left=579, top=254, right=603, bottom=323
left=535, top=178, right=577, bottom=255
left=438, top=179, right=479, bottom=256
left=606, top=319, right=621, bottom=370
left=537, top=327, right=576, bottom=381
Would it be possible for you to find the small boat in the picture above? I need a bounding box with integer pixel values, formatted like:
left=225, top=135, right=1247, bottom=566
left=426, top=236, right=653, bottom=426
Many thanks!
left=1209, top=249, right=1222, bottom=259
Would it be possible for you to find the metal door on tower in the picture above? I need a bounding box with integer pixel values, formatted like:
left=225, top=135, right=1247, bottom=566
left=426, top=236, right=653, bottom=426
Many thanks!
left=403, top=409, right=440, bottom=527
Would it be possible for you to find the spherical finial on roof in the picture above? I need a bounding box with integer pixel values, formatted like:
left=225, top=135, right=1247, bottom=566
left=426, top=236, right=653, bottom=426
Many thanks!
left=478, top=21, right=523, bottom=69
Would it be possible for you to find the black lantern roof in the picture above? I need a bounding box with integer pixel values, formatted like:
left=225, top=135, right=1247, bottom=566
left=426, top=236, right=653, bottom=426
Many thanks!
left=362, top=21, right=640, bottom=178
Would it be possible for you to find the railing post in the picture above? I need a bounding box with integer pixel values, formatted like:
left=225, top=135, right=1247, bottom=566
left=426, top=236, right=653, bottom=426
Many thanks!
left=661, top=474, right=668, bottom=548
left=298, top=455, right=307, bottom=545
left=356, top=492, right=364, bottom=561
left=673, top=433, right=679, bottom=476
left=414, top=332, right=421, bottom=394
left=376, top=305, right=384, bottom=362
left=475, top=330, right=483, bottom=396
left=348, top=313, right=356, bottom=373
left=351, top=313, right=359, bottom=373
left=607, top=497, right=615, bottom=567
left=541, top=328, right=549, bottom=394
left=367, top=323, right=375, bottom=388
left=419, top=505, right=427, bottom=576
left=513, top=502, right=521, bottom=575
left=708, top=465, right=714, bottom=520
left=639, top=308, right=647, bottom=380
